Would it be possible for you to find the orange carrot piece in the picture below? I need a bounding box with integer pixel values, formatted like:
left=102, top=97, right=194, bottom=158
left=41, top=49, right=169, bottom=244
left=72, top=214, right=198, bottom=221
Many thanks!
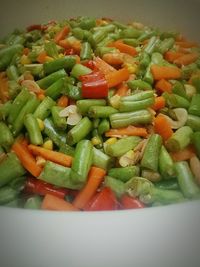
left=164, top=51, right=184, bottom=63
left=28, top=144, right=73, bottom=167
left=115, top=83, right=129, bottom=96
left=154, top=114, right=173, bottom=141
left=23, top=47, right=30, bottom=55
left=155, top=78, right=172, bottom=93
left=170, top=145, right=196, bottom=161
left=105, top=67, right=130, bottom=88
left=151, top=64, right=181, bottom=80
left=151, top=96, right=166, bottom=111
left=0, top=72, right=9, bottom=103
left=174, top=53, right=199, bottom=66
left=108, top=40, right=137, bottom=56
left=93, top=56, right=116, bottom=75
left=12, top=141, right=42, bottom=177
left=105, top=125, right=148, bottom=137
left=73, top=166, right=106, bottom=209
left=57, top=95, right=69, bottom=107
left=54, top=25, right=70, bottom=44
left=36, top=51, right=48, bottom=64
left=42, top=194, right=79, bottom=211
left=36, top=92, right=46, bottom=100
left=175, top=41, right=199, bottom=48
left=102, top=53, right=124, bottom=65
left=59, top=39, right=81, bottom=54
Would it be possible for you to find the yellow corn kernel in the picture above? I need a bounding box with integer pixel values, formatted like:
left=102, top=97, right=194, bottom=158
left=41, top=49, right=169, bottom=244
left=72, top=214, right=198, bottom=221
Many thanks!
left=58, top=53, right=64, bottom=58
left=105, top=137, right=117, bottom=145
left=36, top=118, right=45, bottom=131
left=91, top=136, right=102, bottom=146
left=20, top=55, right=31, bottom=65
left=43, top=139, right=53, bottom=150
left=123, top=63, right=138, bottom=74
left=36, top=156, right=46, bottom=167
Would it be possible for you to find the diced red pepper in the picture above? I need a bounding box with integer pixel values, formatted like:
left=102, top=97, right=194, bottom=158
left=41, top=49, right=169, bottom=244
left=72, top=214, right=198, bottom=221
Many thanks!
left=24, top=177, right=68, bottom=199
left=120, top=195, right=145, bottom=209
left=82, top=60, right=98, bottom=71
left=26, top=24, right=43, bottom=32
left=80, top=71, right=108, bottom=99
left=64, top=48, right=76, bottom=55
left=83, top=187, right=119, bottom=211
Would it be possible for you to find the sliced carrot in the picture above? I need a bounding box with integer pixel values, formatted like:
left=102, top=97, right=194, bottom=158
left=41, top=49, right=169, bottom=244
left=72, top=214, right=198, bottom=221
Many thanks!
left=42, top=194, right=79, bottom=211
left=151, top=64, right=181, bottom=80
left=115, top=83, right=129, bottom=96
left=54, top=25, right=70, bottom=44
left=155, top=78, right=172, bottom=93
left=108, top=40, right=137, bottom=56
left=174, top=53, right=199, bottom=66
left=93, top=56, right=116, bottom=75
left=164, top=51, right=184, bottom=63
left=170, top=145, right=196, bottom=161
left=0, top=72, right=9, bottom=103
left=154, top=114, right=173, bottom=141
left=151, top=96, right=166, bottom=111
left=175, top=41, right=199, bottom=48
left=73, top=166, right=106, bottom=209
left=102, top=53, right=124, bottom=66
left=59, top=39, right=81, bottom=54
left=105, top=125, right=148, bottom=137
left=36, top=51, right=48, bottom=64
left=105, top=67, right=130, bottom=88
left=28, top=144, right=73, bottom=167
left=12, top=141, right=42, bottom=177
left=36, top=92, right=46, bottom=100
left=57, top=95, right=69, bottom=107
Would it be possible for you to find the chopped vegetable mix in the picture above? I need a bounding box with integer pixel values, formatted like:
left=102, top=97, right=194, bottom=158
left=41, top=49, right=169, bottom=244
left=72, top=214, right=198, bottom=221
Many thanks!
left=0, top=16, right=200, bottom=211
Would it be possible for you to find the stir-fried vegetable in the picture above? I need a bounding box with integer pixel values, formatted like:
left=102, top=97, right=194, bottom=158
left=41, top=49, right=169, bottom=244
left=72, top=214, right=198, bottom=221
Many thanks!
left=0, top=16, right=200, bottom=211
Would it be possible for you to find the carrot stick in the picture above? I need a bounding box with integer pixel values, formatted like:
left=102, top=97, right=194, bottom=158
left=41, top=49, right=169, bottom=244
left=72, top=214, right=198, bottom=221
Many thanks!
left=170, top=145, right=196, bottom=161
left=174, top=53, right=199, bottom=66
left=59, top=39, right=81, bottom=54
left=175, top=41, right=199, bottom=48
left=28, top=144, right=73, bottom=167
left=151, top=64, right=181, bottom=80
left=108, top=40, right=137, bottom=56
left=54, top=25, right=70, bottom=44
left=12, top=141, right=42, bottom=177
left=155, top=78, right=172, bottom=93
left=93, top=56, right=116, bottom=75
left=105, top=125, right=148, bottom=137
left=102, top=53, right=124, bottom=65
left=164, top=51, right=184, bottom=63
left=37, top=51, right=48, bottom=64
left=73, top=166, right=106, bottom=209
left=42, top=194, right=79, bottom=211
left=57, top=95, right=69, bottom=107
left=105, top=67, right=130, bottom=88
left=154, top=114, right=173, bottom=141
left=115, top=83, right=129, bottom=96
left=151, top=96, right=166, bottom=111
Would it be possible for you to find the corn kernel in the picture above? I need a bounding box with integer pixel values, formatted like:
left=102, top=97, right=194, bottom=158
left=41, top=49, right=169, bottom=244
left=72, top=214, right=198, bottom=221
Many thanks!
left=123, top=63, right=138, bottom=74
left=20, top=55, right=31, bottom=65
left=43, top=139, right=53, bottom=150
left=105, top=137, right=117, bottom=145
left=36, top=118, right=45, bottom=131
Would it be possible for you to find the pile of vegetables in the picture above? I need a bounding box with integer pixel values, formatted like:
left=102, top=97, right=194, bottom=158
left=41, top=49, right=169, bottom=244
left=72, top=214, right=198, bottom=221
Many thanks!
left=0, top=16, right=200, bottom=211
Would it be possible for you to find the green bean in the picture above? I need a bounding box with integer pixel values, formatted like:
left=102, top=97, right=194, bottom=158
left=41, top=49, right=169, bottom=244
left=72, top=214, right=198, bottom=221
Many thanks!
left=67, top=117, right=92, bottom=145
left=24, top=113, right=43, bottom=145
left=122, top=38, right=139, bottom=47
left=43, top=56, right=76, bottom=75
left=120, top=27, right=142, bottom=38
left=45, top=77, right=65, bottom=100
left=88, top=105, right=118, bottom=118
left=0, top=101, right=12, bottom=120
left=186, top=114, right=200, bottom=131
left=9, top=176, right=26, bottom=191
left=6, top=65, right=19, bottom=81
left=191, top=75, right=200, bottom=93
left=174, top=161, right=200, bottom=198
left=0, top=153, right=26, bottom=187
left=70, top=63, right=92, bottom=79
left=77, top=16, right=96, bottom=30
left=108, top=166, right=140, bottom=182
left=34, top=96, right=55, bottom=120
left=0, top=44, right=23, bottom=71
left=98, top=118, right=110, bottom=135
left=92, top=118, right=100, bottom=129
left=139, top=52, right=151, bottom=68
left=51, top=106, right=67, bottom=130
left=92, top=128, right=103, bottom=148
left=181, top=63, right=198, bottom=80
left=76, top=99, right=106, bottom=115
left=155, top=179, right=179, bottom=190
left=110, top=109, right=153, bottom=128
left=8, top=88, right=31, bottom=124
left=94, top=24, right=116, bottom=33
left=143, top=63, right=154, bottom=85
left=36, top=69, right=66, bottom=89
left=159, top=145, right=175, bottom=179
left=122, top=90, right=154, bottom=101
left=91, top=29, right=107, bottom=45
left=156, top=37, right=174, bottom=54
left=172, top=81, right=188, bottom=99
left=0, top=186, right=19, bottom=205
left=188, top=94, right=200, bottom=116
left=96, top=46, right=117, bottom=57
left=92, top=147, right=114, bottom=170
left=138, top=31, right=156, bottom=41
left=104, top=176, right=125, bottom=198
left=24, top=195, right=42, bottom=209
left=23, top=63, right=43, bottom=77
left=80, top=42, right=92, bottom=60
left=70, top=139, right=93, bottom=186
left=105, top=136, right=141, bottom=157
left=44, top=41, right=59, bottom=58
left=144, top=36, right=159, bottom=54
left=59, top=143, right=75, bottom=157
left=0, top=122, right=14, bottom=150
left=12, top=94, right=40, bottom=136
left=119, top=97, right=155, bottom=112
left=163, top=92, right=190, bottom=109
left=141, top=170, right=161, bottom=182
left=64, top=83, right=82, bottom=100
left=127, top=79, right=152, bottom=90
left=151, top=187, right=184, bottom=205
left=72, top=27, right=87, bottom=40
left=141, top=134, right=162, bottom=172
left=192, top=132, right=200, bottom=158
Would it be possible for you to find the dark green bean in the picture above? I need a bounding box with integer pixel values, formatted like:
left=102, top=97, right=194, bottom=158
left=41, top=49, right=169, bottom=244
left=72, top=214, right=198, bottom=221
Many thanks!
left=43, top=56, right=76, bottom=75
left=127, top=79, right=152, bottom=90
left=34, top=96, right=55, bottom=120
left=36, top=69, right=66, bottom=89
left=0, top=122, right=14, bottom=150
left=98, top=118, right=110, bottom=135
left=0, top=186, right=19, bottom=205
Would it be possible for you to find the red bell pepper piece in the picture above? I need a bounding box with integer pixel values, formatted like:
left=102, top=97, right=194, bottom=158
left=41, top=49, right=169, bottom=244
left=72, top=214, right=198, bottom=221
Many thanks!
left=24, top=177, right=68, bottom=199
left=82, top=60, right=98, bottom=71
left=83, top=187, right=119, bottom=211
left=80, top=71, right=108, bottom=99
left=121, top=195, right=145, bottom=209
